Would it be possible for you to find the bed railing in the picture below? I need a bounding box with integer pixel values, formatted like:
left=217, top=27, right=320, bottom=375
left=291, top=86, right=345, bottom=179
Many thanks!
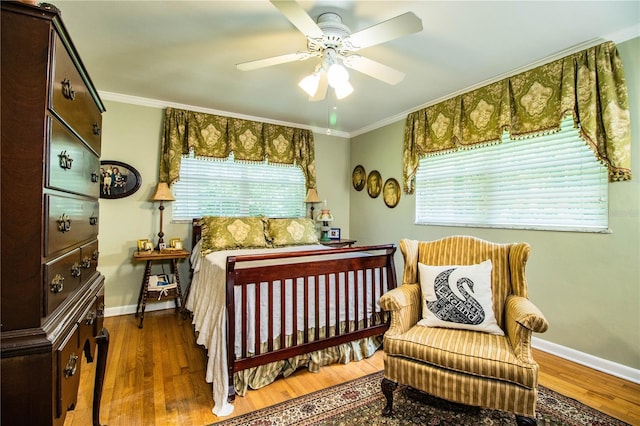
left=225, top=244, right=397, bottom=400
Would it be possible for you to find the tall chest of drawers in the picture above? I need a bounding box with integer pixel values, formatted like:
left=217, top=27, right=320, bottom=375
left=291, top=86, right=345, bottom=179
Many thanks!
left=1, top=2, right=109, bottom=425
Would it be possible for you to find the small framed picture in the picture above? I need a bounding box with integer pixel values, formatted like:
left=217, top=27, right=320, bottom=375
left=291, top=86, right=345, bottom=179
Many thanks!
left=137, top=239, right=152, bottom=252
left=383, top=177, right=401, bottom=208
left=367, top=170, right=382, bottom=198
left=100, top=160, right=142, bottom=199
left=170, top=238, right=183, bottom=250
left=329, top=228, right=341, bottom=240
left=352, top=165, right=366, bottom=191
left=158, top=242, right=167, bottom=250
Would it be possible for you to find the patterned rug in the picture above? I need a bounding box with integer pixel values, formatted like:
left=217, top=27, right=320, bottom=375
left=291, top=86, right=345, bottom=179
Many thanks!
left=213, top=371, right=629, bottom=425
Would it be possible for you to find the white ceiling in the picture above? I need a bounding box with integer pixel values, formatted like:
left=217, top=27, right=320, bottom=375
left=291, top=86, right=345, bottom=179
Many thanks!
left=54, top=1, right=640, bottom=137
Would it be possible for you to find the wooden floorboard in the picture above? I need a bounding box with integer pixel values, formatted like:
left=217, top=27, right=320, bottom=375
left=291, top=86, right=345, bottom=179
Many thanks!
left=64, top=310, right=640, bottom=426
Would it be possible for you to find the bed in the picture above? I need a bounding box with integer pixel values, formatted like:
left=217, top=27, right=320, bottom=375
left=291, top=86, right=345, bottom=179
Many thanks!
left=185, top=216, right=397, bottom=416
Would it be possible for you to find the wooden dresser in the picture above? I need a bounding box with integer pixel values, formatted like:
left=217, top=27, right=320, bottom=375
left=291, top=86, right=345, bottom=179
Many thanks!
left=1, top=2, right=109, bottom=425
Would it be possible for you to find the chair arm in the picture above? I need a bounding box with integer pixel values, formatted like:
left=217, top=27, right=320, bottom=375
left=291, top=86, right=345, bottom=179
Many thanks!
left=379, top=283, right=422, bottom=335
left=505, top=295, right=549, bottom=361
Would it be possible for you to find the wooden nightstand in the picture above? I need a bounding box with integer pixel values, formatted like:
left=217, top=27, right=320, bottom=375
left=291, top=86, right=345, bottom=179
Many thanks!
left=320, top=239, right=357, bottom=248
left=133, top=250, right=190, bottom=328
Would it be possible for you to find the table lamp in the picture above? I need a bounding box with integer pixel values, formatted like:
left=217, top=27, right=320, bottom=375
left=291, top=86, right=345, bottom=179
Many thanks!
left=305, top=188, right=321, bottom=219
left=150, top=182, right=175, bottom=249
left=316, top=208, right=334, bottom=241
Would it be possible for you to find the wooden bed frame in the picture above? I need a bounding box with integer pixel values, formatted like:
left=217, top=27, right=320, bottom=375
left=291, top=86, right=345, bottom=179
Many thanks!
left=191, top=219, right=397, bottom=401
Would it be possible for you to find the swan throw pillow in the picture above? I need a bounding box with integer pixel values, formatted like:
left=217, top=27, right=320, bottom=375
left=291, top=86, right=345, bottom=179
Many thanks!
left=418, top=260, right=504, bottom=335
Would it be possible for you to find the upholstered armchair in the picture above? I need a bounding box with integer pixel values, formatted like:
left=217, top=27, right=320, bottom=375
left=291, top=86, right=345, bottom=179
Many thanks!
left=380, top=236, right=549, bottom=425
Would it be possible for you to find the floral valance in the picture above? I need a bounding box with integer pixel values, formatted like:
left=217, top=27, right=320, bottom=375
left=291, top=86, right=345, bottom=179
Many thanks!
left=403, top=41, right=632, bottom=193
left=160, top=107, right=316, bottom=188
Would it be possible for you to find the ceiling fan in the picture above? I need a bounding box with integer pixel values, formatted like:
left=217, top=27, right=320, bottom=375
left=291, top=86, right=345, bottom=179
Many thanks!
left=236, top=0, right=423, bottom=101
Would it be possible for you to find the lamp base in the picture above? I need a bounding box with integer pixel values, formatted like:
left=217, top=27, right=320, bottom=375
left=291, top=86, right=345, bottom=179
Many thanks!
left=320, top=221, right=330, bottom=241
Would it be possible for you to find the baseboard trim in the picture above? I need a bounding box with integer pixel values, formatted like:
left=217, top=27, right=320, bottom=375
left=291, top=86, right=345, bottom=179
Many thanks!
left=104, top=301, right=176, bottom=318
left=102, top=305, right=639, bottom=384
left=532, top=337, right=640, bottom=384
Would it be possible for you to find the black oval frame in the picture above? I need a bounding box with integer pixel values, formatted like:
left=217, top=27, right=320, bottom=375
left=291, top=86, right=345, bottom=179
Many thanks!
left=352, top=165, right=366, bottom=191
left=99, top=160, right=141, bottom=199
left=383, top=177, right=401, bottom=208
left=367, top=170, right=382, bottom=198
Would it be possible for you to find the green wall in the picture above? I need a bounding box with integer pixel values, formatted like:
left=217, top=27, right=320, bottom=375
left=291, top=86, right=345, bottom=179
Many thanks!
left=98, top=103, right=350, bottom=315
left=98, top=37, right=638, bottom=373
left=350, top=37, right=640, bottom=370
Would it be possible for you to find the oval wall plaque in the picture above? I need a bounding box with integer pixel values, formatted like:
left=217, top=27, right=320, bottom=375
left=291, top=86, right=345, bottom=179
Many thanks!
left=99, top=160, right=142, bottom=199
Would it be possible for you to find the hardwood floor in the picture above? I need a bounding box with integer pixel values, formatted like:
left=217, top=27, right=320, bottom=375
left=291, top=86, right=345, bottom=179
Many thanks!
left=64, top=310, right=640, bottom=426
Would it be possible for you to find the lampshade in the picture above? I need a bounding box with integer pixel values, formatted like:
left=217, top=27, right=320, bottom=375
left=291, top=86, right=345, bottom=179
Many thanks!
left=334, top=80, right=354, bottom=100
left=150, top=182, right=175, bottom=202
left=305, top=188, right=321, bottom=203
left=299, top=73, right=320, bottom=97
left=327, top=63, right=349, bottom=88
left=316, top=209, right=334, bottom=222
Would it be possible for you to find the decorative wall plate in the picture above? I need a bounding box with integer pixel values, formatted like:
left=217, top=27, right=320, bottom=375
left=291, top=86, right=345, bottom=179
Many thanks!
left=367, top=170, right=382, bottom=198
left=352, top=165, right=366, bottom=191
left=99, top=160, right=141, bottom=199
left=383, top=178, right=401, bottom=208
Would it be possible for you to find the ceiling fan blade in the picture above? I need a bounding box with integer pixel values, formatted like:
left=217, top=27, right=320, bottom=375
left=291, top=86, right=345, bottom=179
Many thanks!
left=236, top=51, right=313, bottom=71
left=343, top=55, right=406, bottom=85
left=345, top=12, right=422, bottom=50
left=308, top=70, right=328, bottom=102
left=270, top=0, right=324, bottom=39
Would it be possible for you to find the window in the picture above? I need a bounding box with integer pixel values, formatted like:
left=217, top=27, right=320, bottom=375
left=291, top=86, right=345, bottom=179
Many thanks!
left=172, top=153, right=306, bottom=221
left=415, top=116, right=609, bottom=232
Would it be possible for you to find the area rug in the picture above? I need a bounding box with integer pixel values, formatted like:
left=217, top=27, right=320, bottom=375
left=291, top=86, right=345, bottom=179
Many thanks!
left=213, top=371, right=629, bottom=425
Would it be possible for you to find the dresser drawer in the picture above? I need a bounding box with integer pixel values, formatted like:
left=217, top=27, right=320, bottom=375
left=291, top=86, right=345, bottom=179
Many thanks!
left=56, top=324, right=81, bottom=420
left=45, top=194, right=99, bottom=256
left=44, top=249, right=81, bottom=316
left=51, top=35, right=102, bottom=155
left=48, top=117, right=100, bottom=198
left=79, top=240, right=100, bottom=287
left=96, top=284, right=105, bottom=335
left=78, top=295, right=98, bottom=359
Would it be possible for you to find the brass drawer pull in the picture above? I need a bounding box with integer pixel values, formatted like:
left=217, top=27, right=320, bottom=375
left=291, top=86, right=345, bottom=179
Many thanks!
left=93, top=122, right=101, bottom=136
left=64, top=353, right=78, bottom=378
left=57, top=213, right=71, bottom=233
left=61, top=78, right=75, bottom=100
left=92, top=249, right=100, bottom=261
left=71, top=263, right=81, bottom=278
left=50, top=274, right=64, bottom=293
left=85, top=310, right=96, bottom=325
left=91, top=171, right=99, bottom=183
left=97, top=302, right=105, bottom=318
left=89, top=215, right=98, bottom=226
left=58, top=150, right=73, bottom=170
left=81, top=256, right=91, bottom=269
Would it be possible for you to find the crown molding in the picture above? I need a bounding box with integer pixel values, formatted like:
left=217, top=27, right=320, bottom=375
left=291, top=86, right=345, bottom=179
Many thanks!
left=99, top=91, right=351, bottom=139
left=350, top=33, right=640, bottom=137
left=102, top=30, right=638, bottom=141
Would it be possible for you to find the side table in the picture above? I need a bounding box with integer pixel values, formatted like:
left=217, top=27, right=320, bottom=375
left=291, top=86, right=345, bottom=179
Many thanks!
left=133, top=249, right=190, bottom=328
left=320, top=239, right=357, bottom=248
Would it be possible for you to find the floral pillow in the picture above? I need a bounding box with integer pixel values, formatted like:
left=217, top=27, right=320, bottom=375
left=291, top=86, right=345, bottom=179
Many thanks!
left=268, top=218, right=319, bottom=246
left=417, top=260, right=504, bottom=335
left=199, top=216, right=269, bottom=255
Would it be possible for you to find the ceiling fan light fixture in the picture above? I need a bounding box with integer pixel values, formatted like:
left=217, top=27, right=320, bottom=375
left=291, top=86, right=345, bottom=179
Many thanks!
left=334, top=80, right=353, bottom=99
left=327, top=63, right=349, bottom=88
left=298, top=72, right=320, bottom=97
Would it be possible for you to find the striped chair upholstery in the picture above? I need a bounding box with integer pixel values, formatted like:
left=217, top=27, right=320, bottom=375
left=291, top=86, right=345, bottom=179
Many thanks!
left=380, top=236, right=548, bottom=424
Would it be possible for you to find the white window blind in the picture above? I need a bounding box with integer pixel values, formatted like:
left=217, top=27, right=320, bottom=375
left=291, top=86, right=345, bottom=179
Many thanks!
left=415, top=116, right=609, bottom=232
left=172, top=153, right=306, bottom=221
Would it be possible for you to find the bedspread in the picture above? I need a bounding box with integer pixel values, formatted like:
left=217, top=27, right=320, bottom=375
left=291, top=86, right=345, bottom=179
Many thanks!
left=186, top=242, right=384, bottom=416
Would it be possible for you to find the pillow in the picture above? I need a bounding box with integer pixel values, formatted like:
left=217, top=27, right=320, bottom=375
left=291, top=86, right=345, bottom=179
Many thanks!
left=199, top=216, right=269, bottom=255
left=417, top=260, right=504, bottom=335
left=268, top=218, right=319, bottom=246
